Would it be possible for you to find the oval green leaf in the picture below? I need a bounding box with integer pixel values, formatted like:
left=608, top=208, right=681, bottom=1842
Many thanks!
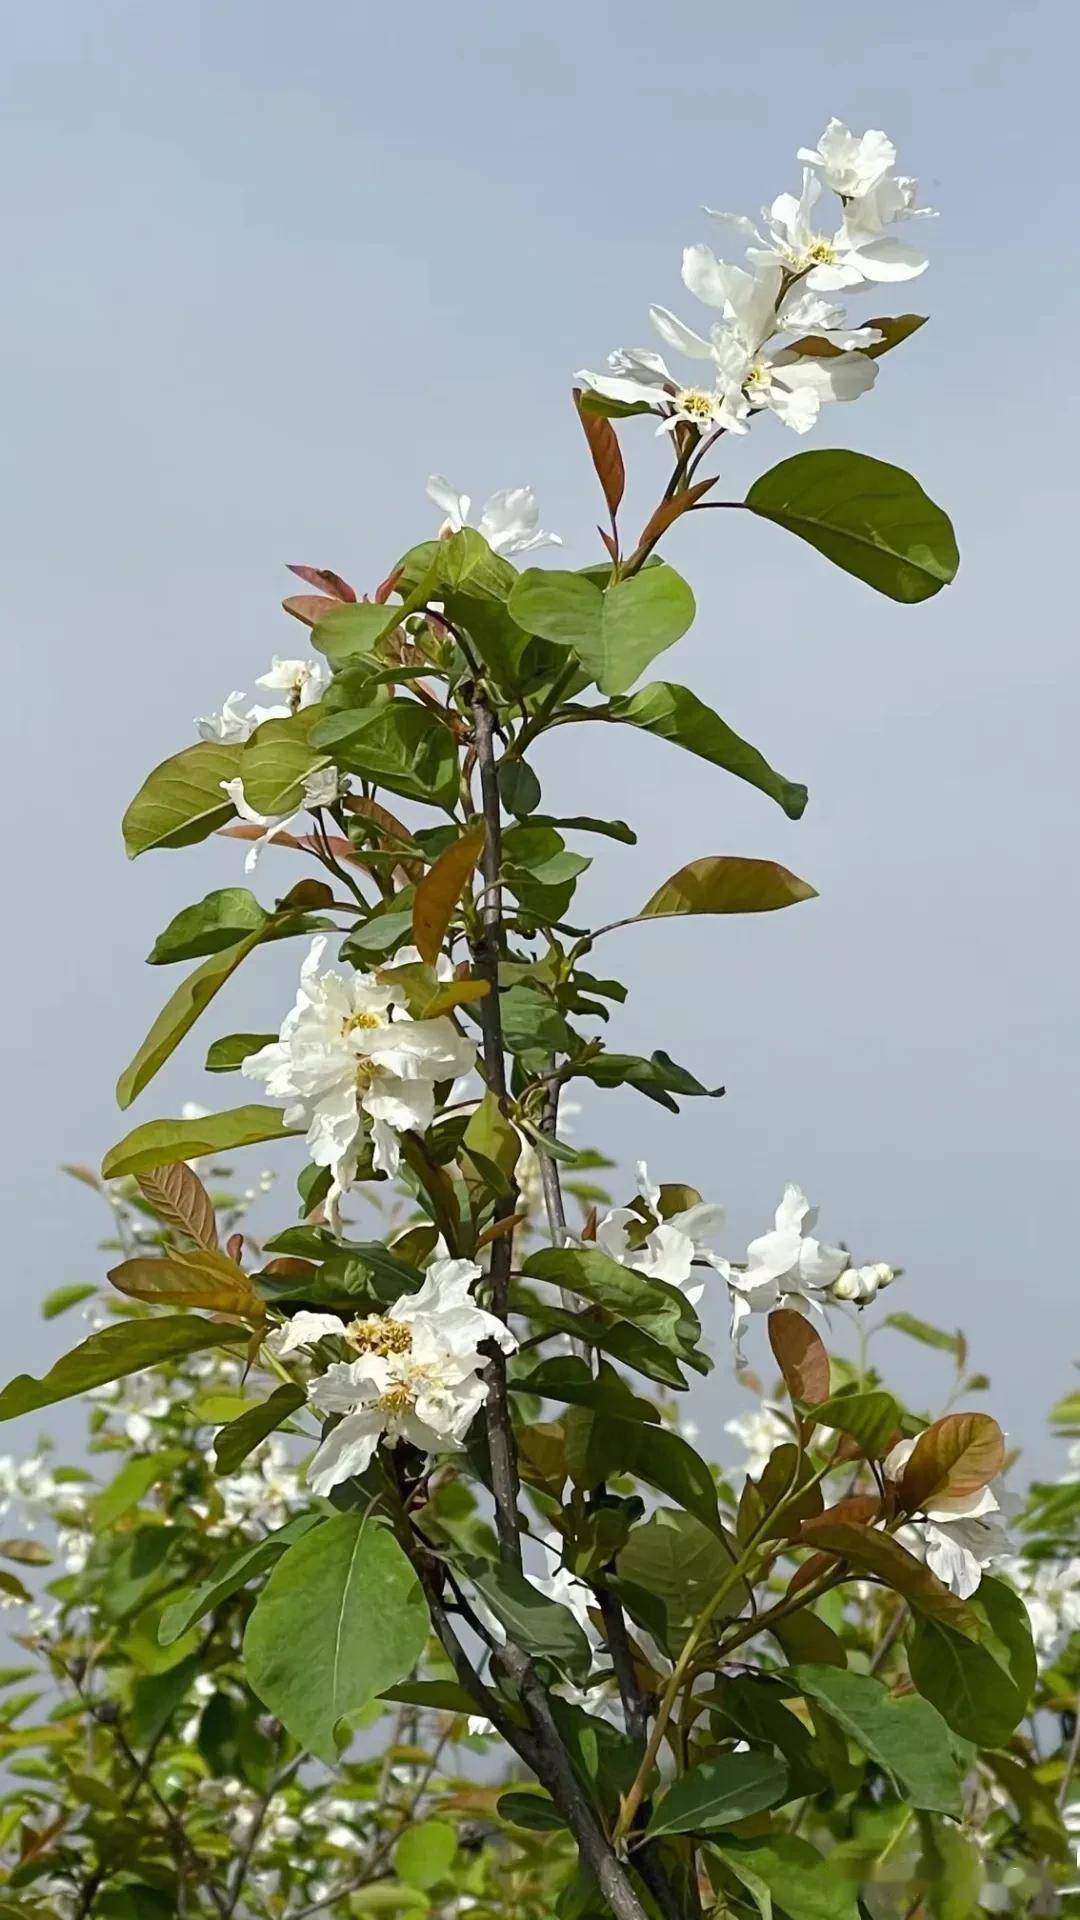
left=746, top=449, right=959, bottom=603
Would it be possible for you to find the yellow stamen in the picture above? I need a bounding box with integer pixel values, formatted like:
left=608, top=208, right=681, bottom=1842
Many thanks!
left=346, top=1316, right=413, bottom=1357
left=344, top=1010, right=383, bottom=1033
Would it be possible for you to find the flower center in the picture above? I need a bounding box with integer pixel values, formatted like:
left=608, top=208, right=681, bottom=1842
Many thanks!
left=674, top=387, right=721, bottom=423
left=378, top=1381, right=415, bottom=1416
left=354, top=1058, right=383, bottom=1094
left=805, top=236, right=837, bottom=265
left=745, top=360, right=772, bottom=391
left=344, top=1010, right=383, bottom=1033
left=346, top=1316, right=413, bottom=1357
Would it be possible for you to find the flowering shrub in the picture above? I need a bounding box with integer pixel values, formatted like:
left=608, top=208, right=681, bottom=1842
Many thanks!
left=2, top=117, right=1077, bottom=1919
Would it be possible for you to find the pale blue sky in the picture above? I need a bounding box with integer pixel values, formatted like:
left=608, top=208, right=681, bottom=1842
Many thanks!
left=2, top=0, right=1077, bottom=1469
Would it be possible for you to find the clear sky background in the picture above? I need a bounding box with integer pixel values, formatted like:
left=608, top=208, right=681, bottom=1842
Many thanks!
left=2, top=0, right=1077, bottom=1474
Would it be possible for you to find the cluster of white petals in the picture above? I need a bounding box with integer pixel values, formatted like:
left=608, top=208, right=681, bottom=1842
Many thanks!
left=1001, top=1554, right=1080, bottom=1667
left=592, top=1161, right=727, bottom=1305
left=593, top=1169, right=891, bottom=1364
left=243, top=936, right=476, bottom=1209
left=578, top=118, right=933, bottom=440
left=426, top=475, right=561, bottom=554
left=195, top=655, right=330, bottom=745
left=220, top=764, right=345, bottom=873
left=266, top=1257, right=516, bottom=1496
left=885, top=1435, right=1020, bottom=1599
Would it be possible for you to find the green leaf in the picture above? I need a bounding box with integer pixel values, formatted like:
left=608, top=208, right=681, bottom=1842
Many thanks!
left=498, top=759, right=542, bottom=816
left=647, top=1751, right=788, bottom=1838
left=91, top=1451, right=187, bottom=1530
left=509, top=563, right=695, bottom=695
left=311, top=700, right=459, bottom=807
left=616, top=1508, right=745, bottom=1643
left=313, top=601, right=402, bottom=668
left=122, top=740, right=244, bottom=856
left=639, top=855, right=817, bottom=920
left=793, top=1665, right=965, bottom=1816
left=745, top=450, right=959, bottom=604
left=462, top=1091, right=521, bottom=1197
left=0, top=1317, right=248, bottom=1422
left=41, top=1284, right=96, bottom=1320
left=206, top=1031, right=275, bottom=1072
left=523, top=1246, right=700, bottom=1363
left=243, top=1515, right=430, bottom=1763
left=884, top=1312, right=964, bottom=1358
left=148, top=888, right=270, bottom=964
left=572, top=1416, right=721, bottom=1533
left=812, top=1389, right=902, bottom=1458
left=713, top=1833, right=861, bottom=1920
left=240, top=710, right=331, bottom=815
left=102, top=1105, right=299, bottom=1178
left=499, top=982, right=575, bottom=1060
left=908, top=1576, right=1035, bottom=1747
left=463, top=1559, right=592, bottom=1682
left=570, top=1047, right=723, bottom=1113
left=497, top=1789, right=565, bottom=1831
left=511, top=1356, right=659, bottom=1424
left=213, top=1384, right=307, bottom=1474
left=607, top=681, right=807, bottom=820
left=158, top=1515, right=323, bottom=1646
left=395, top=528, right=518, bottom=604
left=116, top=935, right=264, bottom=1109
left=395, top=1820, right=457, bottom=1891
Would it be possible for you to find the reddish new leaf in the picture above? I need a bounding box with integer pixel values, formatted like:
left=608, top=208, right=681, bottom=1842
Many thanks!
left=107, top=1248, right=264, bottom=1325
left=573, top=388, right=625, bottom=521
left=134, top=1161, right=218, bottom=1252
left=800, top=1520, right=974, bottom=1629
left=282, top=593, right=344, bottom=628
left=635, top=476, right=718, bottom=556
left=412, top=827, right=484, bottom=966
left=898, top=1412, right=1005, bottom=1514
left=286, top=564, right=356, bottom=602
left=769, top=1309, right=830, bottom=1408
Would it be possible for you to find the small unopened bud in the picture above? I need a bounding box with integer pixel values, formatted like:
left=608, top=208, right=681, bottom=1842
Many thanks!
left=830, top=1269, right=861, bottom=1302
left=872, top=1262, right=896, bottom=1290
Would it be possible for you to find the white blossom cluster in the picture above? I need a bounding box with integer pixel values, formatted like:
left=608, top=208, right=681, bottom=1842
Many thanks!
left=265, top=1255, right=516, bottom=1497
left=243, top=937, right=476, bottom=1208
left=195, top=654, right=330, bottom=745
left=579, top=117, right=933, bottom=439
left=590, top=1160, right=894, bottom=1364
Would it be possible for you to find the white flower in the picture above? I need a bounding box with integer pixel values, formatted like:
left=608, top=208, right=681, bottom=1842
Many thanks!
left=727, top=1184, right=848, bottom=1360
left=243, top=937, right=476, bottom=1206
left=196, top=690, right=256, bottom=744
left=724, top=1405, right=790, bottom=1481
left=739, top=169, right=929, bottom=290
left=999, top=1555, right=1080, bottom=1667
left=593, top=1160, right=727, bottom=1306
left=829, top=1261, right=895, bottom=1305
left=286, top=1258, right=515, bottom=1496
left=426, top=475, right=562, bottom=555
left=884, top=1436, right=1018, bottom=1599
left=252, top=656, right=330, bottom=714
left=300, top=764, right=345, bottom=809
left=194, top=657, right=328, bottom=744
left=796, top=119, right=898, bottom=199
left=579, top=258, right=878, bottom=440
left=220, top=778, right=299, bottom=873
left=219, top=767, right=339, bottom=872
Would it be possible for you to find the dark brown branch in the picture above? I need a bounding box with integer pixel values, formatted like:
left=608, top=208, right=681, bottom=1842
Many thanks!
left=495, top=1642, right=651, bottom=1920
left=469, top=687, right=524, bottom=1570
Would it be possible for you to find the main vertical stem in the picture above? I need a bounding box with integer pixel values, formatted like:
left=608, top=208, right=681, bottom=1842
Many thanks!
left=470, top=690, right=523, bottom=1571
left=465, top=691, right=656, bottom=1920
